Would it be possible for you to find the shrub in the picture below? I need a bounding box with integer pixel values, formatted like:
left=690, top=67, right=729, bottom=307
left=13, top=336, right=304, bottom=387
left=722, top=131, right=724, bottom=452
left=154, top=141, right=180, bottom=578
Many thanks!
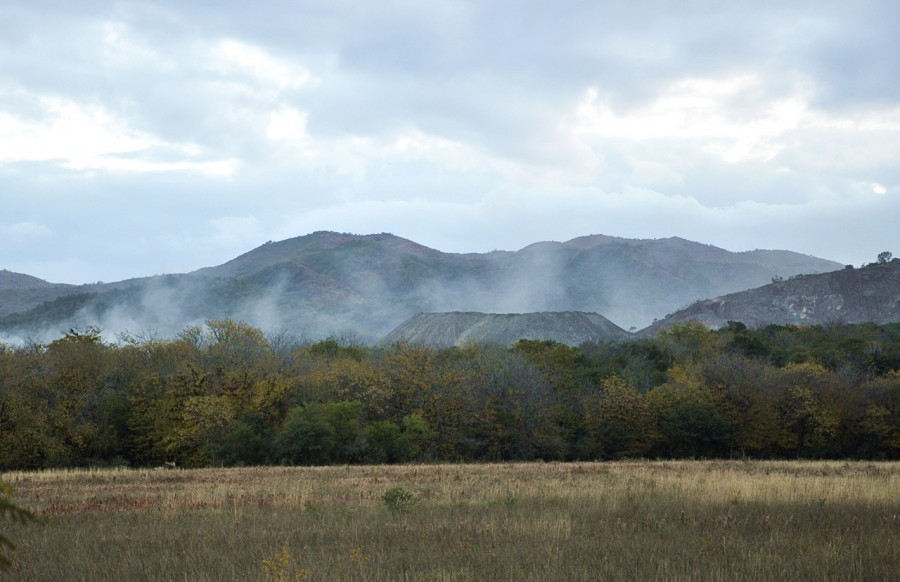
left=382, top=486, right=417, bottom=514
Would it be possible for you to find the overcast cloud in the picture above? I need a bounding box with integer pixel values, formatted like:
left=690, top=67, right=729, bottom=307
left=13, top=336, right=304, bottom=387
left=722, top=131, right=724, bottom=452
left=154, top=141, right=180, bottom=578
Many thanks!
left=1, top=0, right=898, bottom=283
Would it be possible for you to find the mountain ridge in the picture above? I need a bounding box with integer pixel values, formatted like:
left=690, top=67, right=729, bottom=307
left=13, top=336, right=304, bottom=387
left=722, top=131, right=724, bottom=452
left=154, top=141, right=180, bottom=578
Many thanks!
left=0, top=269, right=67, bottom=291
left=0, top=231, right=844, bottom=342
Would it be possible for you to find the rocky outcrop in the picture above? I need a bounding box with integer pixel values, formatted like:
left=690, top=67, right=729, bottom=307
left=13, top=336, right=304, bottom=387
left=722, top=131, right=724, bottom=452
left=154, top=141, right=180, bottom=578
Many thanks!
left=643, top=261, right=900, bottom=333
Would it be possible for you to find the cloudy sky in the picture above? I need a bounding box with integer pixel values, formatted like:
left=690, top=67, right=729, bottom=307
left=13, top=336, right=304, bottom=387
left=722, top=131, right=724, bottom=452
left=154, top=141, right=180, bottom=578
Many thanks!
left=2, top=0, right=898, bottom=284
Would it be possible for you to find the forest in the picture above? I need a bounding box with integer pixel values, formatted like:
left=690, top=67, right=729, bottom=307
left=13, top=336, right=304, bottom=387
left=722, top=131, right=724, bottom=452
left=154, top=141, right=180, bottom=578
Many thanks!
left=1, top=320, right=899, bottom=470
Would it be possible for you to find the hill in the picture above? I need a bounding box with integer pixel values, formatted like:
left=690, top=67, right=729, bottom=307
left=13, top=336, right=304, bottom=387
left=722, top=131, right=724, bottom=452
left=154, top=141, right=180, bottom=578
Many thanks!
left=0, top=270, right=76, bottom=319
left=643, top=260, right=900, bottom=333
left=381, top=311, right=631, bottom=347
left=0, top=231, right=842, bottom=342
left=0, top=269, right=57, bottom=290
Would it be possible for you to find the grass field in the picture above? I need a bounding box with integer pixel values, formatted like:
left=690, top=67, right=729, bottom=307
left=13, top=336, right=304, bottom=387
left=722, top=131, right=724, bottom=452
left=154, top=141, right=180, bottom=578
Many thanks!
left=3, top=461, right=899, bottom=581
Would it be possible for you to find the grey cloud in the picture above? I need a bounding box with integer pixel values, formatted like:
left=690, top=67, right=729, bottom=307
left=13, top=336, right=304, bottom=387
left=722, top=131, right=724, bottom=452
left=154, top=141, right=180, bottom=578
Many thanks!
left=1, top=0, right=898, bottom=284
left=794, top=2, right=900, bottom=110
left=5, top=1, right=892, bottom=160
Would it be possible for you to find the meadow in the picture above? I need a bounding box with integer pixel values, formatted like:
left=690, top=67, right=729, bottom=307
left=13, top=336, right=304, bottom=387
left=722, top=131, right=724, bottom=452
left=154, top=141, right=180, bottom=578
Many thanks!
left=3, top=461, right=899, bottom=581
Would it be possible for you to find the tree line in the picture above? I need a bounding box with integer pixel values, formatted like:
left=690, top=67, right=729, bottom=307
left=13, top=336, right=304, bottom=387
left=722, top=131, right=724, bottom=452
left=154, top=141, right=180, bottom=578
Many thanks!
left=1, top=319, right=898, bottom=470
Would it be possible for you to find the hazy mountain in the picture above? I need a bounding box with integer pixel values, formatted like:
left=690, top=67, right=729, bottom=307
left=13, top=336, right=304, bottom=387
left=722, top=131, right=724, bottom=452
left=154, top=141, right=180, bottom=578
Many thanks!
left=381, top=311, right=630, bottom=348
left=0, top=231, right=843, bottom=343
left=0, top=269, right=57, bottom=291
left=642, top=260, right=900, bottom=334
left=0, top=270, right=76, bottom=319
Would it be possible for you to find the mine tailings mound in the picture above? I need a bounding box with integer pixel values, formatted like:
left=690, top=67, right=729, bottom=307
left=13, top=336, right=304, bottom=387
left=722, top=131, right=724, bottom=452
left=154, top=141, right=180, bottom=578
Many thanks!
left=381, top=311, right=631, bottom=348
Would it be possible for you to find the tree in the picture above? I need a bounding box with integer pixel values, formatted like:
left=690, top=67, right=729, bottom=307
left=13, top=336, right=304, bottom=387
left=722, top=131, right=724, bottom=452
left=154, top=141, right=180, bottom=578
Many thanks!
left=306, top=357, right=389, bottom=417
left=360, top=416, right=434, bottom=464
left=657, top=322, right=722, bottom=364
left=0, top=351, right=66, bottom=469
left=655, top=401, right=733, bottom=458
left=167, top=395, right=237, bottom=466
left=39, top=326, right=113, bottom=465
left=512, top=340, right=581, bottom=391
left=214, top=416, right=273, bottom=466
left=776, top=363, right=840, bottom=457
left=381, top=344, right=473, bottom=458
left=703, top=355, right=781, bottom=456
left=877, top=251, right=893, bottom=264
left=362, top=421, right=406, bottom=464
left=277, top=402, right=363, bottom=465
left=585, top=377, right=657, bottom=459
left=850, top=373, right=900, bottom=458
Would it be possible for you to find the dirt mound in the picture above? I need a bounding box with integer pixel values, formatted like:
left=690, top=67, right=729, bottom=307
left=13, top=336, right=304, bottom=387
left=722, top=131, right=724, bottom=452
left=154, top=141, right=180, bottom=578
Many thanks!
left=381, top=311, right=630, bottom=347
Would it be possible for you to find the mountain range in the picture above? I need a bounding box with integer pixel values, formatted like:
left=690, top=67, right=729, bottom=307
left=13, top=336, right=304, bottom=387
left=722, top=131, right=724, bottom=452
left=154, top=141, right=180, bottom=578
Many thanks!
left=0, top=231, right=845, bottom=343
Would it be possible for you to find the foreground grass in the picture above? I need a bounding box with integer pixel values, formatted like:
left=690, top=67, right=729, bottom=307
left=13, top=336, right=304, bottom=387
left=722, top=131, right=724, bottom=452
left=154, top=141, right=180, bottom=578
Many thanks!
left=3, top=461, right=899, bottom=581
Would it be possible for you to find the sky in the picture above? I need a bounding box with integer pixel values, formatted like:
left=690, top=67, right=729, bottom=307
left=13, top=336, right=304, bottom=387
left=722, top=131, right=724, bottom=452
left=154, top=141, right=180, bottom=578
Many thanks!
left=1, top=0, right=898, bottom=284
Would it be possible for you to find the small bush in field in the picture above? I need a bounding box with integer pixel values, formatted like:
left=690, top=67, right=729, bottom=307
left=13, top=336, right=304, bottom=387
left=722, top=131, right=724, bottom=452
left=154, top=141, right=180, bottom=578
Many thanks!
left=382, top=486, right=417, bottom=514
left=261, top=546, right=308, bottom=582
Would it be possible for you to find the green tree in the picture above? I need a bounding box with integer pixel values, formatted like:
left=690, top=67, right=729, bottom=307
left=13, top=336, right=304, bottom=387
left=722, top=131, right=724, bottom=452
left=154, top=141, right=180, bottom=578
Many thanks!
left=278, top=405, right=336, bottom=465
left=362, top=421, right=407, bottom=464
left=213, top=415, right=273, bottom=466
left=277, top=402, right=363, bottom=465
left=655, top=401, right=733, bottom=458
left=400, top=413, right=433, bottom=461
left=359, top=413, right=435, bottom=463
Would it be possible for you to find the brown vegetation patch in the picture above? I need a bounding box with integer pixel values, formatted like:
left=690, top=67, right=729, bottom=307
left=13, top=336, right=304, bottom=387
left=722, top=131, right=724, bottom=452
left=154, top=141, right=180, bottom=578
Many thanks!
left=4, top=461, right=899, bottom=580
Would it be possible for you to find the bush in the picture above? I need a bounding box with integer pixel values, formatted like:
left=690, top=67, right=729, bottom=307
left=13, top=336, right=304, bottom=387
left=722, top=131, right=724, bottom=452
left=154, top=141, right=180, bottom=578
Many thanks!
left=382, top=486, right=417, bottom=514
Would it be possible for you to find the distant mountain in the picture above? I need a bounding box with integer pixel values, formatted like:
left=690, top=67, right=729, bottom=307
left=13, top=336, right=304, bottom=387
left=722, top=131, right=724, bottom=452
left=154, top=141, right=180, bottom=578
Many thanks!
left=0, top=270, right=76, bottom=320
left=0, top=231, right=843, bottom=342
left=381, top=311, right=630, bottom=348
left=0, top=269, right=56, bottom=291
left=642, top=260, right=900, bottom=334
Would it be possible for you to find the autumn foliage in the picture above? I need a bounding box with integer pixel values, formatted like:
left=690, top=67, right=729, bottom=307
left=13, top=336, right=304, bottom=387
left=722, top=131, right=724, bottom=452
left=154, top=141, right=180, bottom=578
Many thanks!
left=1, top=320, right=899, bottom=469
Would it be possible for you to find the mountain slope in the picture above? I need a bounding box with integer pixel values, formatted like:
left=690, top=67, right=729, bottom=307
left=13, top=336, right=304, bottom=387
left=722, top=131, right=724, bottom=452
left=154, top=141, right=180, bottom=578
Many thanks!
left=0, top=269, right=58, bottom=290
left=643, top=260, right=900, bottom=333
left=0, top=231, right=843, bottom=342
left=0, top=270, right=76, bottom=319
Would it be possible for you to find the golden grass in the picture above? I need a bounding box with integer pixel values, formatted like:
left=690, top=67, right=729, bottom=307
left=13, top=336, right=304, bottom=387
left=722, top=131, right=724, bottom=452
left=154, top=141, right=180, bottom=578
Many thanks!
left=3, top=461, right=899, bottom=581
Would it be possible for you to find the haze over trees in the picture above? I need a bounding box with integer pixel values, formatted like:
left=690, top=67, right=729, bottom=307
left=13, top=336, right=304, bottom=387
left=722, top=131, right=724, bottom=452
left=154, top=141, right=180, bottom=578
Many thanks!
left=2, top=319, right=898, bottom=470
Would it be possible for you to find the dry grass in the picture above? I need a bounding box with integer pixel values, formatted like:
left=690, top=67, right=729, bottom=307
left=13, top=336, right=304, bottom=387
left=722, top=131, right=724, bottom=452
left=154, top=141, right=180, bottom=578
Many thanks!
left=4, top=461, right=899, bottom=581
